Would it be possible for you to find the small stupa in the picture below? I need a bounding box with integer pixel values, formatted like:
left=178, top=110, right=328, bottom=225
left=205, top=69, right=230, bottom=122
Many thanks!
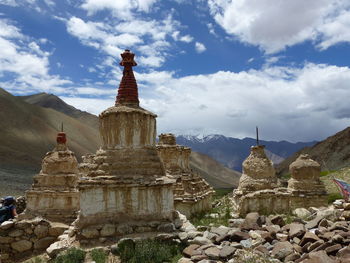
left=288, top=154, right=327, bottom=208
left=25, top=128, right=80, bottom=223
left=156, top=133, right=214, bottom=217
left=76, top=50, right=175, bottom=240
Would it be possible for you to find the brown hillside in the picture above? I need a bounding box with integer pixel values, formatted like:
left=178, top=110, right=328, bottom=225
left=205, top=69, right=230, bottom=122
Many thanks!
left=276, top=126, right=350, bottom=176
left=0, top=88, right=100, bottom=169
left=190, top=151, right=241, bottom=189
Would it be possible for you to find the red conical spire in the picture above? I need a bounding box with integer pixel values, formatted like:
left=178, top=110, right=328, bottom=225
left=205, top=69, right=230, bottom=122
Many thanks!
left=116, top=49, right=139, bottom=106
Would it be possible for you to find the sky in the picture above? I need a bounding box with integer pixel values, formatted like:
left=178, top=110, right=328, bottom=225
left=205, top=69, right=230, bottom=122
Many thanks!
left=0, top=0, right=350, bottom=142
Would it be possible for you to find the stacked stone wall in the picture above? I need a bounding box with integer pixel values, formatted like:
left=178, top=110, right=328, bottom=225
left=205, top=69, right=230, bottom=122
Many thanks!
left=0, top=218, right=68, bottom=262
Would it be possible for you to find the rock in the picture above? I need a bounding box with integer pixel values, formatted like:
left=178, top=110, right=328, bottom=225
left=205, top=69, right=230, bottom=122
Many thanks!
left=179, top=232, right=188, bottom=241
left=156, top=233, right=174, bottom=241
left=240, top=239, right=252, bottom=248
left=190, top=237, right=212, bottom=246
left=293, top=208, right=312, bottom=219
left=116, top=224, right=133, bottom=235
left=305, top=215, right=324, bottom=229
left=157, top=223, right=175, bottom=233
left=178, top=258, right=194, bottom=263
left=81, top=227, right=99, bottom=239
left=249, top=230, right=262, bottom=239
left=219, top=246, right=236, bottom=258
left=270, top=215, right=285, bottom=226
left=49, top=222, right=69, bottom=237
left=183, top=244, right=200, bottom=257
left=210, top=226, right=230, bottom=236
left=308, top=240, right=325, bottom=252
left=0, top=237, right=14, bottom=243
left=285, top=252, right=300, bottom=262
left=305, top=250, right=336, bottom=263
left=331, top=234, right=344, bottom=243
left=34, top=237, right=56, bottom=249
left=100, top=224, right=115, bottom=237
left=181, top=221, right=197, bottom=232
left=342, top=211, right=350, bottom=220
left=188, top=231, right=203, bottom=239
left=34, top=225, right=49, bottom=238
left=325, top=244, right=342, bottom=254
left=8, top=229, right=24, bottom=237
left=289, top=223, right=306, bottom=238
left=271, top=241, right=294, bottom=260
left=174, top=218, right=183, bottom=229
left=0, top=221, right=14, bottom=230
left=343, top=202, right=350, bottom=210
left=333, top=199, right=344, bottom=209
left=228, top=219, right=244, bottom=228
left=11, top=240, right=33, bottom=252
left=241, top=212, right=262, bottom=230
left=204, top=246, right=220, bottom=260
left=337, top=246, right=350, bottom=258
left=276, top=233, right=288, bottom=241
left=229, top=230, right=250, bottom=242
left=300, top=232, right=320, bottom=247
left=254, top=245, right=269, bottom=255
left=46, top=241, right=69, bottom=258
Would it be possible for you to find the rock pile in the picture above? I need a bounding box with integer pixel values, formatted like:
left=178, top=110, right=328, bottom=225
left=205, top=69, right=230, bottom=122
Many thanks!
left=0, top=218, right=69, bottom=262
left=157, top=133, right=214, bottom=218
left=177, top=204, right=350, bottom=263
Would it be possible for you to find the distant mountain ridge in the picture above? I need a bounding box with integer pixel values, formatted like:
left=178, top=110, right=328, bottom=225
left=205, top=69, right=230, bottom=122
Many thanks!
left=276, top=126, right=350, bottom=176
left=177, top=134, right=317, bottom=172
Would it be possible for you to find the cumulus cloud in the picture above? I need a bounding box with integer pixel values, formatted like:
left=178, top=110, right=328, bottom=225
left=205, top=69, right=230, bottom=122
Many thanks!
left=208, top=0, right=350, bottom=53
left=63, top=63, right=350, bottom=142
left=195, top=42, right=206, bottom=53
left=66, top=14, right=181, bottom=68
left=0, top=18, right=71, bottom=94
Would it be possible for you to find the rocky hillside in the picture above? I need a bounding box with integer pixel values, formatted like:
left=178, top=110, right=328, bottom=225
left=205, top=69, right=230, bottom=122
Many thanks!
left=20, top=92, right=99, bottom=129
left=177, top=135, right=316, bottom=172
left=276, top=126, right=350, bottom=176
left=0, top=88, right=100, bottom=195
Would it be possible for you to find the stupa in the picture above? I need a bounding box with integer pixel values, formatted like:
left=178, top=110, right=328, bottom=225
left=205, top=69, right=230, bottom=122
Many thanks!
left=25, top=129, right=80, bottom=223
left=76, top=50, right=175, bottom=240
left=288, top=154, right=327, bottom=208
left=156, top=133, right=214, bottom=217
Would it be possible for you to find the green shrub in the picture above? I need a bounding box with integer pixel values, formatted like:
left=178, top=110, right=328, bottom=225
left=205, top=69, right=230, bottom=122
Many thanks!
left=328, top=192, right=343, bottom=204
left=54, top=247, right=86, bottom=263
left=91, top=248, right=107, bottom=263
left=117, top=239, right=181, bottom=263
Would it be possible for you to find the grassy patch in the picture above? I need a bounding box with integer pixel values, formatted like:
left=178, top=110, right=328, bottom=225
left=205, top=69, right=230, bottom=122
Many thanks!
left=54, top=247, right=86, bottom=263
left=328, top=193, right=343, bottom=204
left=91, top=248, right=107, bottom=263
left=213, top=188, right=233, bottom=199
left=191, top=191, right=231, bottom=227
left=116, top=239, right=182, bottom=263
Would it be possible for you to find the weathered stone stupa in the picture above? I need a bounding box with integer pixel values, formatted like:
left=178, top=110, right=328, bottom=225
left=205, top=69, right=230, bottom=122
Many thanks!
left=232, top=146, right=327, bottom=216
left=156, top=133, right=214, bottom=217
left=76, top=50, right=175, bottom=239
left=288, top=154, right=327, bottom=208
left=25, top=130, right=80, bottom=223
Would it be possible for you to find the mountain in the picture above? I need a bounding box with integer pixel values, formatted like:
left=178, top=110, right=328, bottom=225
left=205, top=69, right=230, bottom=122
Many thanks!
left=0, top=88, right=100, bottom=195
left=177, top=135, right=317, bottom=172
left=276, top=126, right=350, bottom=176
left=190, top=151, right=240, bottom=189
left=19, top=92, right=99, bottom=129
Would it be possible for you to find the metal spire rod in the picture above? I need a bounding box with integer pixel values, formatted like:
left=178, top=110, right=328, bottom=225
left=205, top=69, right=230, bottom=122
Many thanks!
left=256, top=126, right=259, bottom=146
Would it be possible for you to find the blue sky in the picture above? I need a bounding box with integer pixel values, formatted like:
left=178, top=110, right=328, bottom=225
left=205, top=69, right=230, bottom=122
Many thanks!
left=1, top=0, right=350, bottom=142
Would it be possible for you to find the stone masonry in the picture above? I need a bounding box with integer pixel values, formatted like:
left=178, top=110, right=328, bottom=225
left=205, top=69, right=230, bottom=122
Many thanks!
left=76, top=50, right=175, bottom=241
left=25, top=131, right=80, bottom=223
left=232, top=146, right=327, bottom=216
left=157, top=133, right=214, bottom=218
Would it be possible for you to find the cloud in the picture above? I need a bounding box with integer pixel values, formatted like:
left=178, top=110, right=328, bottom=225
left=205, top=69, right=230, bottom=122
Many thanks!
left=179, top=35, right=193, bottom=43
left=0, top=18, right=71, bottom=94
left=195, top=42, right=206, bottom=53
left=81, top=0, right=158, bottom=17
left=63, top=62, right=350, bottom=142
left=208, top=0, right=350, bottom=53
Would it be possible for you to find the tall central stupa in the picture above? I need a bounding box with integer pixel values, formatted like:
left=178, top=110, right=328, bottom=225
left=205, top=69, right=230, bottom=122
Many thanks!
left=76, top=50, right=175, bottom=239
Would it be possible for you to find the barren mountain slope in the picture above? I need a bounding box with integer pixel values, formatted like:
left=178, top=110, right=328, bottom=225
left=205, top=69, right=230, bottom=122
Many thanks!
left=190, top=151, right=241, bottom=189
left=20, top=92, right=99, bottom=129
left=276, top=126, right=350, bottom=176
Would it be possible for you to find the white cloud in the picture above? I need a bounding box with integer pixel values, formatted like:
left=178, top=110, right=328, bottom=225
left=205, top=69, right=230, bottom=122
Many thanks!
left=0, top=18, right=71, bottom=93
left=66, top=14, right=181, bottom=68
left=0, top=0, right=17, bottom=6
left=195, top=42, right=206, bottom=53
left=208, top=0, right=350, bottom=53
left=81, top=0, right=158, bottom=17
left=179, top=35, right=193, bottom=43
left=60, top=96, right=114, bottom=115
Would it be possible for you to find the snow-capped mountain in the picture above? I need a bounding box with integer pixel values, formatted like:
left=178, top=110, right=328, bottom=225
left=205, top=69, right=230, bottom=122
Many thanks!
left=177, top=134, right=317, bottom=172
